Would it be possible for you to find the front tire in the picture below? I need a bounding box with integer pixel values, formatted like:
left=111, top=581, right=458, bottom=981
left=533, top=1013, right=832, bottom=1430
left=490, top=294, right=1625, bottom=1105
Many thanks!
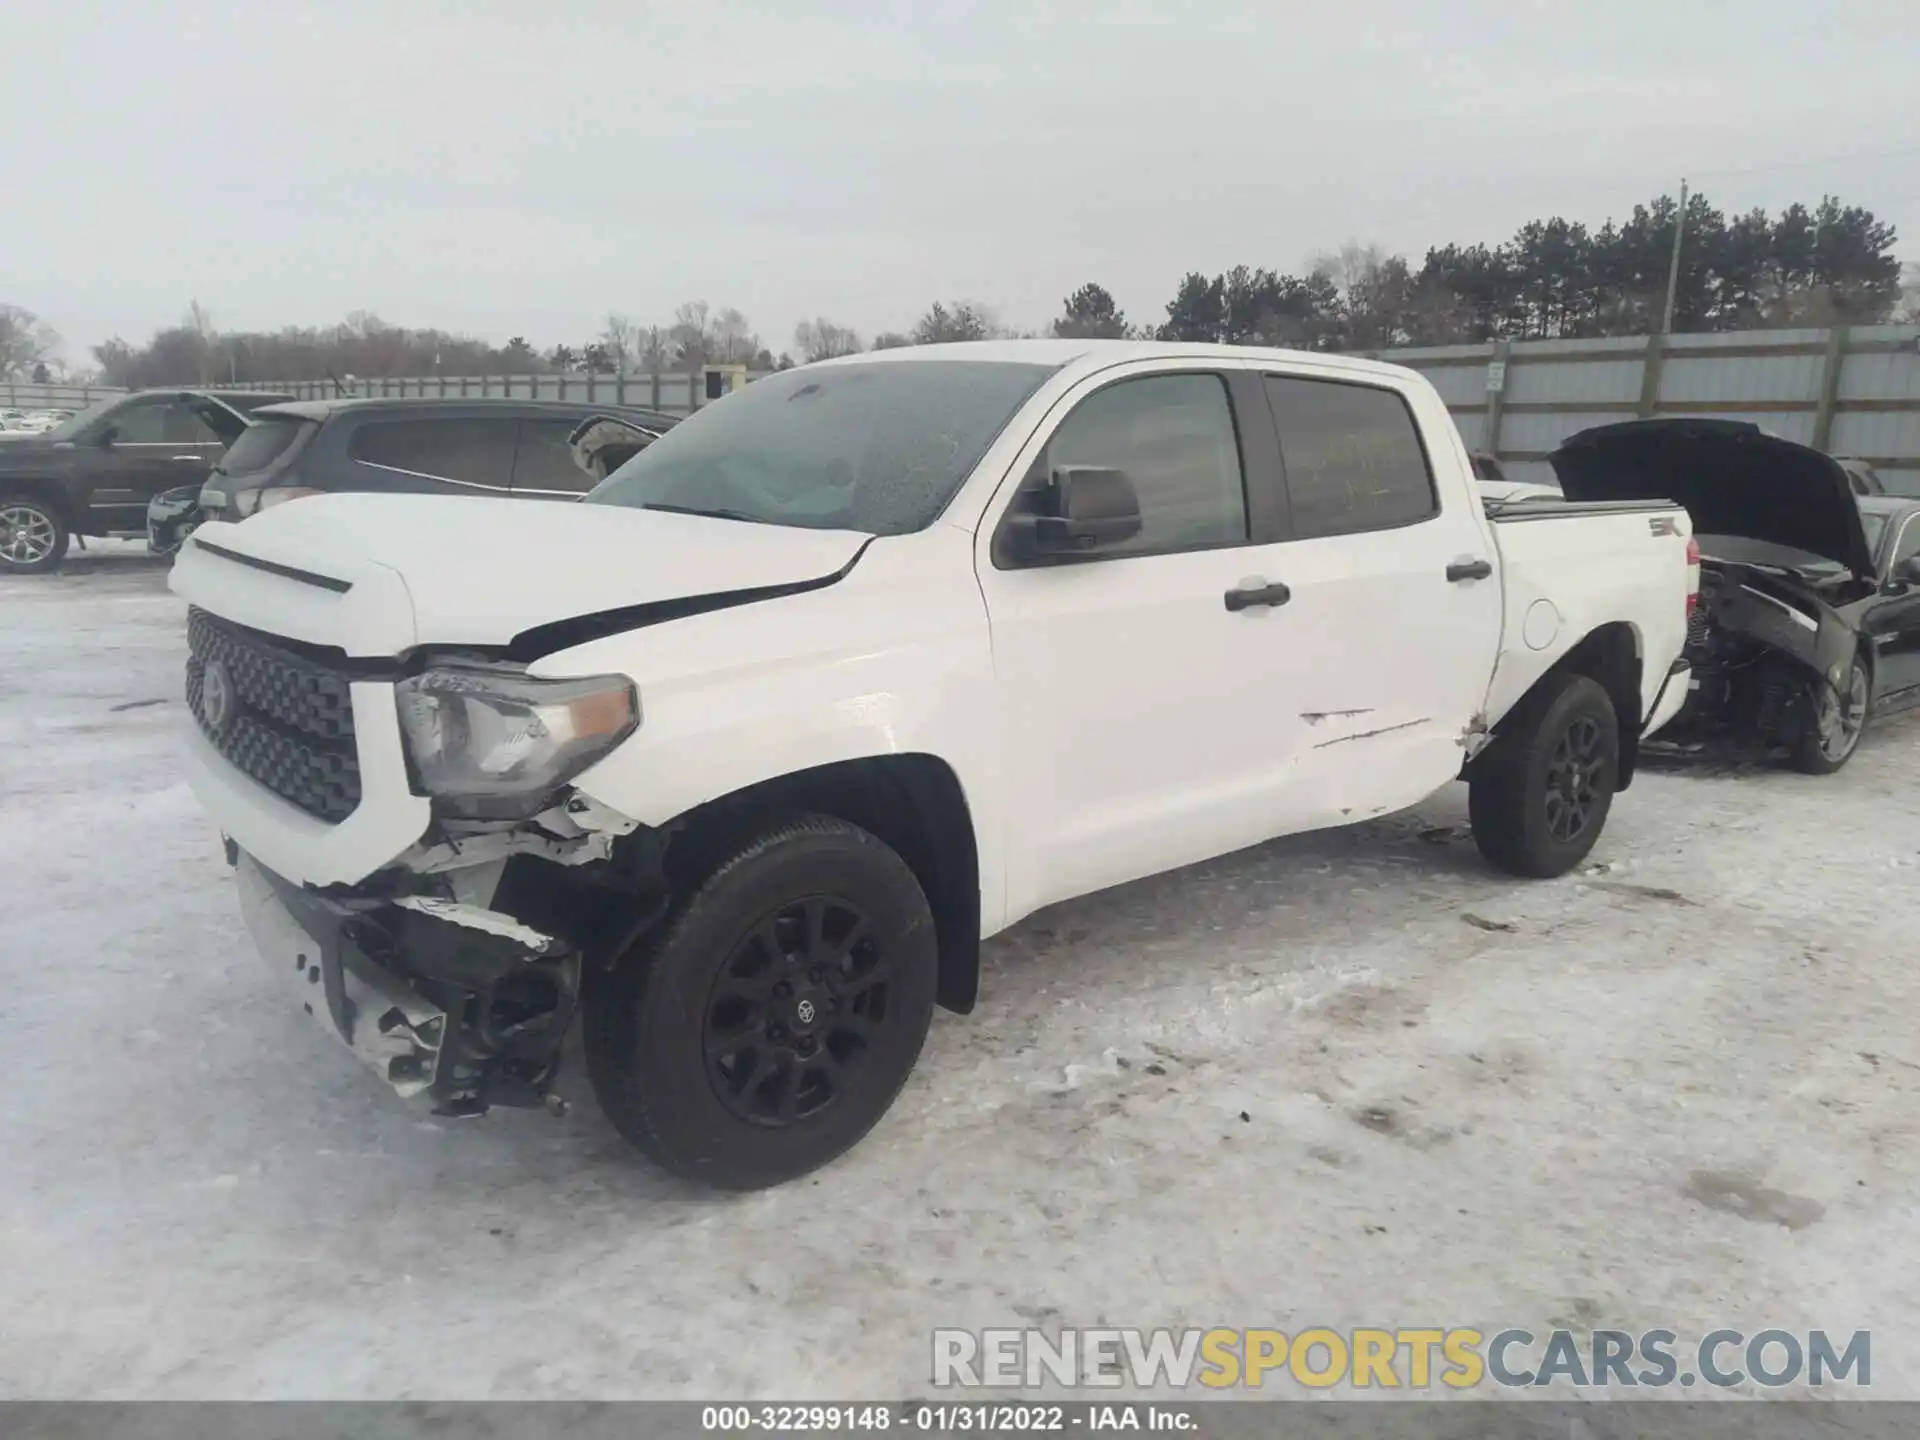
left=585, top=815, right=939, bottom=1190
left=0, top=494, right=69, bottom=574
left=1469, top=673, right=1620, bottom=879
left=1788, top=654, right=1871, bottom=775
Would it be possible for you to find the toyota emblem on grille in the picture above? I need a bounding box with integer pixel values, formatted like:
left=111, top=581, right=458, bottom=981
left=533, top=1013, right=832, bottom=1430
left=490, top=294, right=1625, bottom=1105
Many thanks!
left=201, top=658, right=235, bottom=733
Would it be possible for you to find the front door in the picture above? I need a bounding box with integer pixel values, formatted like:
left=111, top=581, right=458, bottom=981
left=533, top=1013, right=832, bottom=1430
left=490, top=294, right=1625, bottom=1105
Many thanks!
left=80, top=394, right=229, bottom=532
left=975, top=368, right=1316, bottom=921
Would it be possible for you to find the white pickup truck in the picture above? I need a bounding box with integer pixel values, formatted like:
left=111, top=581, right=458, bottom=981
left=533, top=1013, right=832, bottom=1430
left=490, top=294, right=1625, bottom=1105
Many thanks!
left=169, top=340, right=1696, bottom=1189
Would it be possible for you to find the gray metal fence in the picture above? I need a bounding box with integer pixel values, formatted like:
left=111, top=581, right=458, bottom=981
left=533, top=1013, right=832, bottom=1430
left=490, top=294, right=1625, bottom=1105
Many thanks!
left=0, top=381, right=126, bottom=410
left=9, top=324, right=1917, bottom=490
left=0, top=371, right=764, bottom=415
left=1365, top=324, right=1920, bottom=494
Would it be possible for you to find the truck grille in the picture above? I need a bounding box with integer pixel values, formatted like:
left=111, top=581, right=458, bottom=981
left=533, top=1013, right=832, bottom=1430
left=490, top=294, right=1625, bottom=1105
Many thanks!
left=185, top=607, right=362, bottom=822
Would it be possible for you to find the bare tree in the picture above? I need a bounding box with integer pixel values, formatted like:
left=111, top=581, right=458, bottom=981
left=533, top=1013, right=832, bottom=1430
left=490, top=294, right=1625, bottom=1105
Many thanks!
left=710, top=307, right=760, bottom=363
left=600, top=313, right=639, bottom=372
left=793, top=317, right=863, bottom=362
left=637, top=324, right=669, bottom=374
left=669, top=300, right=713, bottom=370
left=0, top=304, right=61, bottom=380
left=1899, top=261, right=1920, bottom=323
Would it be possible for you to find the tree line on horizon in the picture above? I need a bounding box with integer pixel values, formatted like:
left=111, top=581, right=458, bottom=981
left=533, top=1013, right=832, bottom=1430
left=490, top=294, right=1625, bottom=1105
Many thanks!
left=8, top=189, right=1913, bottom=389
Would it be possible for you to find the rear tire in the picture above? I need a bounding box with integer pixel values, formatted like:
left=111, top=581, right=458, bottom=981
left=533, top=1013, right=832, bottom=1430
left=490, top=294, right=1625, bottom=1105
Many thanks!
left=584, top=814, right=938, bottom=1190
left=1788, top=653, right=1871, bottom=776
left=1469, top=673, right=1620, bottom=879
left=0, top=494, right=69, bottom=575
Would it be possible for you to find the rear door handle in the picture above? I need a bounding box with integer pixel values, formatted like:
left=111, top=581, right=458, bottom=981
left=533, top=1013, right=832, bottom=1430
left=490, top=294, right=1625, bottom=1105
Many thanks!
left=172, top=454, right=204, bottom=462
left=1224, top=580, right=1291, bottom=612
left=1446, top=559, right=1494, bottom=582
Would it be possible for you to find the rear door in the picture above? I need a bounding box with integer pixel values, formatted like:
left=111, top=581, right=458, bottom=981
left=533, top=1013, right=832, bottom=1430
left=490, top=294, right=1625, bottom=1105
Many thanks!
left=1255, top=371, right=1502, bottom=823
left=346, top=415, right=518, bottom=494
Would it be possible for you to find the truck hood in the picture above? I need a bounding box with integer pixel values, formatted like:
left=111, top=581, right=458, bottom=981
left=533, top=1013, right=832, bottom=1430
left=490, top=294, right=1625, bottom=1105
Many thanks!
left=1548, top=419, right=1874, bottom=578
left=169, top=492, right=871, bottom=658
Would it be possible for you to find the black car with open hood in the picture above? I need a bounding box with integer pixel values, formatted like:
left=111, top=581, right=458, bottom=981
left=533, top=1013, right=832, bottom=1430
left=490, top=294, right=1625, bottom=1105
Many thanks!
left=1549, top=418, right=1876, bottom=580
left=1548, top=419, right=1920, bottom=775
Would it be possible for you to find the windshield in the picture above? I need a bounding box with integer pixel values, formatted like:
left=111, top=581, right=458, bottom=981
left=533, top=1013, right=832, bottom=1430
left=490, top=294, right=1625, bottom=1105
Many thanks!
left=585, top=360, right=1056, bottom=535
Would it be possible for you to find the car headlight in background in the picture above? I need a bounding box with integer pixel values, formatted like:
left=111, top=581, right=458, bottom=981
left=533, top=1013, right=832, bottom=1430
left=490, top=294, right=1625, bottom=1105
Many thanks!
left=395, top=665, right=639, bottom=818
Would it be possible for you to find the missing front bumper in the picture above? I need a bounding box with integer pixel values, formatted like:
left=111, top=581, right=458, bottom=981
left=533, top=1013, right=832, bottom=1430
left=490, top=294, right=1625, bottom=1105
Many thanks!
left=234, top=852, right=580, bottom=1117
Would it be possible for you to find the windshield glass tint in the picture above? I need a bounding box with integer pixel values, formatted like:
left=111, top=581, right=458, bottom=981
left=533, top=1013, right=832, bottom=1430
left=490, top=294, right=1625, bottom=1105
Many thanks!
left=585, top=360, right=1056, bottom=535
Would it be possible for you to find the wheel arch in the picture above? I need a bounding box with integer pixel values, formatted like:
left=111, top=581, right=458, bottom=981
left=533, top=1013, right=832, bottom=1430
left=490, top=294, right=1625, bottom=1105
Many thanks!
left=643, top=753, right=984, bottom=1016
left=1490, top=621, right=1644, bottom=788
left=0, top=477, right=77, bottom=529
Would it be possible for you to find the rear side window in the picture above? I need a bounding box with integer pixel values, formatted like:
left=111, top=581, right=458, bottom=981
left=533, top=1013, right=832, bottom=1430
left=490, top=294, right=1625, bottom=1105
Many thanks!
left=1263, top=375, right=1437, bottom=538
left=349, top=418, right=517, bottom=490
left=511, top=419, right=594, bottom=495
left=217, top=418, right=312, bottom=475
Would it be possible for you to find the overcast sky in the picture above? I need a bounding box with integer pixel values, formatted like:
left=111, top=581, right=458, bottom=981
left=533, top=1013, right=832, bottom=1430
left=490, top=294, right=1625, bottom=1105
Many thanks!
left=7, top=0, right=1917, bottom=364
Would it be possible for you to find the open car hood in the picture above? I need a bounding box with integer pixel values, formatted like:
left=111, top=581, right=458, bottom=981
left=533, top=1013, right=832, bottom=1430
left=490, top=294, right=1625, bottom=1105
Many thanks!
left=1548, top=419, right=1874, bottom=579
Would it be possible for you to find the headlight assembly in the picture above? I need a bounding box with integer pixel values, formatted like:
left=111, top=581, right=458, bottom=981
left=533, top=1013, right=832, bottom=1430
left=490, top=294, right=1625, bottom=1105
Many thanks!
left=395, top=664, right=639, bottom=818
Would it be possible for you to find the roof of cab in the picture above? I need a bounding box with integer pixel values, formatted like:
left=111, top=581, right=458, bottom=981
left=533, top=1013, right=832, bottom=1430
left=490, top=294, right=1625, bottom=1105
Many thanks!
left=809, top=337, right=1425, bottom=385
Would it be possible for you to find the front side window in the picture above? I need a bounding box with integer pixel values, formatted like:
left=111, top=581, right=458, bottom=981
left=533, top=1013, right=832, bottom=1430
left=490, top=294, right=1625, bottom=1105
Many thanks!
left=104, top=399, right=220, bottom=445
left=1029, top=373, right=1248, bottom=556
left=587, top=360, right=1056, bottom=534
left=350, top=418, right=518, bottom=489
left=1263, top=375, right=1438, bottom=539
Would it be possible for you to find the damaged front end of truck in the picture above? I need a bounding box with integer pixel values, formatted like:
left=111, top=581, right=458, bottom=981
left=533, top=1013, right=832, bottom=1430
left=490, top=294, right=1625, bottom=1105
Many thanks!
left=1549, top=419, right=1877, bottom=762
left=181, top=603, right=669, bottom=1122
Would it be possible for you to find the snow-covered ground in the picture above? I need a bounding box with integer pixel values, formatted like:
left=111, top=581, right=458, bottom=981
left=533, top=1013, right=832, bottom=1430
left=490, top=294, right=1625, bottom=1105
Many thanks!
left=6, top=546, right=1920, bottom=1401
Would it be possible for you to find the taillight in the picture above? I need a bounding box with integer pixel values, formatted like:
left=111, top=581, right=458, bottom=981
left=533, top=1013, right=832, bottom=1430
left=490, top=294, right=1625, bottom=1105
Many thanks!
left=1685, top=536, right=1701, bottom=616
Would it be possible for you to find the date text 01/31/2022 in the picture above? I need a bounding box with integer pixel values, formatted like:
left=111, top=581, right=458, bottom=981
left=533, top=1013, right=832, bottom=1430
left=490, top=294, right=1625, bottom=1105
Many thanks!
left=701, top=1403, right=1197, bottom=1431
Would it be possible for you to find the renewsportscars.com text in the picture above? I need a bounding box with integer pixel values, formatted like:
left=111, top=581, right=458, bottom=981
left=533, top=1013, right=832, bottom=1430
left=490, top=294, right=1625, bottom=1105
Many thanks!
left=932, top=1327, right=1871, bottom=1391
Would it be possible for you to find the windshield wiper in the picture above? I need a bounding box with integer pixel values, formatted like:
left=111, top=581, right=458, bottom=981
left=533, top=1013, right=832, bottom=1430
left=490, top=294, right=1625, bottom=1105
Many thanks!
left=637, top=502, right=766, bottom=524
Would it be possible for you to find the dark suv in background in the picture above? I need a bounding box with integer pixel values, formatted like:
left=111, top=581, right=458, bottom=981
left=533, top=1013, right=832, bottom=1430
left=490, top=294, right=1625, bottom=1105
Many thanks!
left=0, top=388, right=293, bottom=574
left=181, top=397, right=678, bottom=539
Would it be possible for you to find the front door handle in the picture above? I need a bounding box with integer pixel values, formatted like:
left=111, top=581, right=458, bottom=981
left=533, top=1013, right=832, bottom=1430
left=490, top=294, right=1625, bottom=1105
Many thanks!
left=171, top=454, right=204, bottom=462
left=1446, top=559, right=1494, bottom=582
left=1224, top=580, right=1291, bottom=612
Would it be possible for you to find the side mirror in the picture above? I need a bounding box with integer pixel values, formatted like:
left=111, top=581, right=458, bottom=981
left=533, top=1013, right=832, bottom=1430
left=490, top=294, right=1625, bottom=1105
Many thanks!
left=1006, top=466, right=1143, bottom=560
